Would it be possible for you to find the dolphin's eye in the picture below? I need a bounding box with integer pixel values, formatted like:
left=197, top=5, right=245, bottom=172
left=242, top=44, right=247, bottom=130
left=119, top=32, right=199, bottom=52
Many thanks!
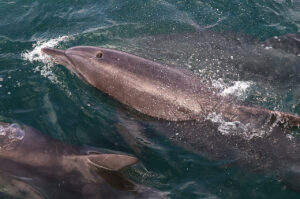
left=96, top=52, right=103, bottom=58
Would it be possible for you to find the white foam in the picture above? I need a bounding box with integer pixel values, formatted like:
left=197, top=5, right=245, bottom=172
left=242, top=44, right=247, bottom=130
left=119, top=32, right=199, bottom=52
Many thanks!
left=207, top=112, right=268, bottom=140
left=221, top=81, right=252, bottom=97
left=22, top=36, right=71, bottom=84
left=0, top=123, right=25, bottom=140
left=212, top=79, right=253, bottom=99
left=22, top=36, right=69, bottom=63
left=0, top=126, right=6, bottom=136
left=7, top=123, right=25, bottom=140
left=265, top=46, right=273, bottom=50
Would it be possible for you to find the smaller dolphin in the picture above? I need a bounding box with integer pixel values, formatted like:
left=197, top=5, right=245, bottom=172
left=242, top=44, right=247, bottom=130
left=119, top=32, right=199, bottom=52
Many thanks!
left=0, top=122, right=165, bottom=199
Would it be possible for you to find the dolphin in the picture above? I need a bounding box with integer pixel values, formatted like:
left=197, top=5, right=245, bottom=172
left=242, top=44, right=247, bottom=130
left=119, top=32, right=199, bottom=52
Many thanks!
left=122, top=31, right=300, bottom=83
left=0, top=122, right=165, bottom=199
left=41, top=44, right=300, bottom=125
left=42, top=40, right=300, bottom=188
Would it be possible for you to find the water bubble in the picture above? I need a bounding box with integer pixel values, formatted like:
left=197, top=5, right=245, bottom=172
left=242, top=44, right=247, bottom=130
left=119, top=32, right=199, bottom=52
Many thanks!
left=7, top=123, right=25, bottom=140
left=21, top=35, right=71, bottom=85
left=207, top=112, right=268, bottom=140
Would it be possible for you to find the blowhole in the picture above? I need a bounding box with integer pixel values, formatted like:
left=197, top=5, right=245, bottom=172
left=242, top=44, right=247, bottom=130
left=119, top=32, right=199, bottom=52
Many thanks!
left=96, top=52, right=103, bottom=58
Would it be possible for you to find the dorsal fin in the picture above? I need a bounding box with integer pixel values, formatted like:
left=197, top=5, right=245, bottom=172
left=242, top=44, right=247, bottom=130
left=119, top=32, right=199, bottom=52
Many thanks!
left=87, top=154, right=139, bottom=171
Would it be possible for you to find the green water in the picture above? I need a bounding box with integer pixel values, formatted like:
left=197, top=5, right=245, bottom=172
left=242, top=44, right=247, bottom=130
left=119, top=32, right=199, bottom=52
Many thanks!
left=1, top=0, right=300, bottom=198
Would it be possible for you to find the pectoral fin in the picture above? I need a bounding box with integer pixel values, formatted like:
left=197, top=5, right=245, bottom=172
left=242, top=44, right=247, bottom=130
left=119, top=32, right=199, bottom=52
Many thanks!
left=87, top=154, right=139, bottom=171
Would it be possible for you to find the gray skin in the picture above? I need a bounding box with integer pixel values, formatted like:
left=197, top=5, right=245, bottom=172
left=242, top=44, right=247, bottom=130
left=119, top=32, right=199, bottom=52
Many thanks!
left=42, top=43, right=300, bottom=188
left=0, top=122, right=165, bottom=199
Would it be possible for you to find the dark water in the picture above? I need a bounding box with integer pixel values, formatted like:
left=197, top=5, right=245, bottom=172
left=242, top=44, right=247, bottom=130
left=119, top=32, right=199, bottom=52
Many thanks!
left=0, top=0, right=300, bottom=198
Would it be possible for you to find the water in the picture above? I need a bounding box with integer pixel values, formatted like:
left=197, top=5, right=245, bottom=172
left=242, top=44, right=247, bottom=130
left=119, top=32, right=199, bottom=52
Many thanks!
left=1, top=0, right=300, bottom=198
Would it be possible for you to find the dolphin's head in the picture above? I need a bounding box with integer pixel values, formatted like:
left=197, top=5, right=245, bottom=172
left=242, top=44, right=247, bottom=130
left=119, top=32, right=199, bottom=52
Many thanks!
left=42, top=46, right=131, bottom=83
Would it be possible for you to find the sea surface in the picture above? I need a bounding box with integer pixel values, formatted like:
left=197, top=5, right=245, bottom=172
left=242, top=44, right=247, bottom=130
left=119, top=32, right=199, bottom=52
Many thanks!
left=1, top=0, right=300, bottom=198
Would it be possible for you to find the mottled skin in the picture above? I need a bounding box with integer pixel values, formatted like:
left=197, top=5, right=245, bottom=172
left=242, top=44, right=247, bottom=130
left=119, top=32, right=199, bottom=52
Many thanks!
left=0, top=122, right=164, bottom=199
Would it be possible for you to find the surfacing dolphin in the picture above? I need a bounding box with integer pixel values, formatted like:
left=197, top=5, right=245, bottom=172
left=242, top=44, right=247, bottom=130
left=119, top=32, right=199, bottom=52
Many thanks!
left=41, top=45, right=300, bottom=125
left=42, top=37, right=300, bottom=189
left=0, top=122, right=165, bottom=199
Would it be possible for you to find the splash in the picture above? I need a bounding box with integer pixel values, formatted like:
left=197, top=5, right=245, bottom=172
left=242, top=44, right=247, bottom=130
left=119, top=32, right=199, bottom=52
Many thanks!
left=0, top=123, right=25, bottom=140
left=206, top=112, right=268, bottom=140
left=0, top=123, right=25, bottom=151
left=22, top=35, right=71, bottom=84
left=22, top=36, right=70, bottom=62
left=212, top=79, right=253, bottom=99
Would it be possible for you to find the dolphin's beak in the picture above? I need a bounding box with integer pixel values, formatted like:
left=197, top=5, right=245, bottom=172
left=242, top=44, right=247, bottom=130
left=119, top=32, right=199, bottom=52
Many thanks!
left=41, top=48, right=65, bottom=57
left=41, top=47, right=72, bottom=67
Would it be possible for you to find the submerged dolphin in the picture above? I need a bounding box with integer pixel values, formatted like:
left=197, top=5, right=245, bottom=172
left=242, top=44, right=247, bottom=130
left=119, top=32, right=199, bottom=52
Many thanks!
left=0, top=122, right=165, bottom=198
left=42, top=39, right=300, bottom=188
left=122, top=32, right=300, bottom=83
